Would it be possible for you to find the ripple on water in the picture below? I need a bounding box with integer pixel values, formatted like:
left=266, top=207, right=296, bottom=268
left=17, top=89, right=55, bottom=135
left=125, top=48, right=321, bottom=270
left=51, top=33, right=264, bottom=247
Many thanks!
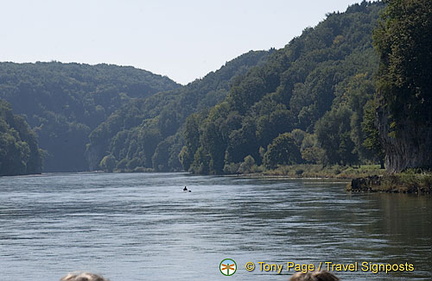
left=0, top=173, right=430, bottom=281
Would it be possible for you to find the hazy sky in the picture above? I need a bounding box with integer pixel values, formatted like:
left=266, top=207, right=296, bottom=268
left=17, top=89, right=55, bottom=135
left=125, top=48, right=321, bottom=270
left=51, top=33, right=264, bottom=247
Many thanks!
left=1, top=0, right=363, bottom=84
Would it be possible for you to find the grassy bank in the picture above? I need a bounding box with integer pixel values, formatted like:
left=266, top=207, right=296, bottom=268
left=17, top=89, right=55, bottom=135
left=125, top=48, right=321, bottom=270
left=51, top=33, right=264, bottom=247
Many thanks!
left=239, top=164, right=432, bottom=194
left=258, top=164, right=384, bottom=179
left=348, top=172, right=432, bottom=194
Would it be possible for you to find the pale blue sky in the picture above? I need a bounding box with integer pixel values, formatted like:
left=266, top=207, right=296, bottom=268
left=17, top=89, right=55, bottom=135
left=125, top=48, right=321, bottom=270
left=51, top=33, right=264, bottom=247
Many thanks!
left=1, top=0, right=364, bottom=84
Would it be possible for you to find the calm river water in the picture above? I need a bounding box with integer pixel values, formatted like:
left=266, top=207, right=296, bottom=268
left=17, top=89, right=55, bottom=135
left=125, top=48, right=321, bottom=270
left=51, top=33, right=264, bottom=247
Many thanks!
left=0, top=173, right=431, bottom=281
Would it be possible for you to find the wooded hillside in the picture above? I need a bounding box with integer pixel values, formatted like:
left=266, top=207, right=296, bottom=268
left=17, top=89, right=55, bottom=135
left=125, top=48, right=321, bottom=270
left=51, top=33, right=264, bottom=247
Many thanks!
left=0, top=99, right=43, bottom=176
left=6, top=1, right=430, bottom=176
left=87, top=50, right=270, bottom=172
left=0, top=62, right=180, bottom=171
left=374, top=0, right=432, bottom=172
left=182, top=1, right=385, bottom=174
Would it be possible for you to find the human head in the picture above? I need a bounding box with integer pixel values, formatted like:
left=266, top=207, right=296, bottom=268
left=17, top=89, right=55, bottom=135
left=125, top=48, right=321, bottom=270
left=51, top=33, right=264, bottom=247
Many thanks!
left=60, top=272, right=110, bottom=281
left=290, top=270, right=339, bottom=281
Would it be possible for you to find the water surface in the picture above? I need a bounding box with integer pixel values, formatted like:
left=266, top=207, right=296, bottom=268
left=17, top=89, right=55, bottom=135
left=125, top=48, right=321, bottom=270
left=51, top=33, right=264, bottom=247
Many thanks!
left=0, top=173, right=430, bottom=280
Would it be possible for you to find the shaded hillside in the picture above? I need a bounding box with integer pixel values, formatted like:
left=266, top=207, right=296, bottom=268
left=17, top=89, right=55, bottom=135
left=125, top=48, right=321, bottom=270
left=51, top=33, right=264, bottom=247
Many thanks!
left=0, top=1, right=391, bottom=176
left=374, top=0, right=432, bottom=172
left=0, top=99, right=43, bottom=176
left=182, top=1, right=385, bottom=174
left=0, top=62, right=180, bottom=171
left=87, top=50, right=271, bottom=171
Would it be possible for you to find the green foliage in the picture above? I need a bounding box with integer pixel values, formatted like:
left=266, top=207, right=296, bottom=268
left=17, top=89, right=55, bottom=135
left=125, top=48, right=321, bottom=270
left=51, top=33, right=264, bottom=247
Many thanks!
left=362, top=99, right=385, bottom=166
left=373, top=0, right=432, bottom=172
left=315, top=106, right=357, bottom=165
left=184, top=1, right=385, bottom=174
left=152, top=134, right=183, bottom=172
left=99, top=154, right=117, bottom=173
left=267, top=164, right=383, bottom=178
left=238, top=155, right=257, bottom=174
left=374, top=0, right=432, bottom=125
left=88, top=51, right=270, bottom=173
left=0, top=2, right=394, bottom=175
left=264, top=133, right=302, bottom=169
left=0, top=99, right=43, bottom=176
left=0, top=62, right=179, bottom=172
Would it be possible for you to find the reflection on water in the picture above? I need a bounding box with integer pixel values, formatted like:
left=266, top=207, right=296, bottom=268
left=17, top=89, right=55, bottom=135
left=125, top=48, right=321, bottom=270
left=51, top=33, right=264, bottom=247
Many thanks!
left=0, top=173, right=430, bottom=281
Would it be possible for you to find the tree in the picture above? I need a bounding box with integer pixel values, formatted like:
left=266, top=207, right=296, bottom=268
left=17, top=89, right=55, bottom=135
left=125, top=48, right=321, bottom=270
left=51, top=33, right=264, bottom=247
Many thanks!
left=201, top=122, right=226, bottom=174
left=315, top=106, right=358, bottom=165
left=0, top=62, right=180, bottom=172
left=181, top=2, right=385, bottom=174
left=99, top=155, right=117, bottom=172
left=374, top=0, right=432, bottom=172
left=362, top=99, right=385, bottom=168
left=264, top=133, right=302, bottom=169
left=238, top=155, right=256, bottom=174
left=0, top=99, right=43, bottom=176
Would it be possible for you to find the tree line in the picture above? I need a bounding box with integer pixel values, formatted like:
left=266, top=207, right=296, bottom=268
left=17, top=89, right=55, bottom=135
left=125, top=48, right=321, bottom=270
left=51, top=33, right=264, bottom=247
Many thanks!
left=89, top=50, right=270, bottom=172
left=181, top=1, right=385, bottom=174
left=2, top=0, right=430, bottom=176
left=0, top=62, right=180, bottom=172
left=0, top=99, right=42, bottom=176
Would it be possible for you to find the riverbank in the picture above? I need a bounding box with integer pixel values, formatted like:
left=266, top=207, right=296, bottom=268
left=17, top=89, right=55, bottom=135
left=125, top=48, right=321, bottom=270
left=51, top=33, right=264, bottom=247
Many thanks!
left=237, top=164, right=432, bottom=195
left=349, top=173, right=432, bottom=194
left=259, top=164, right=384, bottom=179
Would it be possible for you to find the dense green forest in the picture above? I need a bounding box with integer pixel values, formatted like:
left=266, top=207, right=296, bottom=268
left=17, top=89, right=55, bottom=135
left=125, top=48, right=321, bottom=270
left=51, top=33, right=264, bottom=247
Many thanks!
left=2, top=0, right=429, bottom=176
left=88, top=1, right=387, bottom=174
left=374, top=0, right=432, bottom=172
left=181, top=1, right=385, bottom=174
left=0, top=62, right=180, bottom=172
left=0, top=99, right=43, bottom=176
left=87, top=50, right=270, bottom=172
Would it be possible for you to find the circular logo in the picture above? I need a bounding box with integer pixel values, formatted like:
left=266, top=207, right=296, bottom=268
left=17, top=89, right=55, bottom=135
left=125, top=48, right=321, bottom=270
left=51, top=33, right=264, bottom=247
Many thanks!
left=219, top=258, right=237, bottom=276
left=245, top=262, right=255, bottom=271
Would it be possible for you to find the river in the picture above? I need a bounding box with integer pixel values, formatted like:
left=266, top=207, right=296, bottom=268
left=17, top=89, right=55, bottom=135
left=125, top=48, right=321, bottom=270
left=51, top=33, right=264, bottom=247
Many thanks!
left=0, top=172, right=430, bottom=280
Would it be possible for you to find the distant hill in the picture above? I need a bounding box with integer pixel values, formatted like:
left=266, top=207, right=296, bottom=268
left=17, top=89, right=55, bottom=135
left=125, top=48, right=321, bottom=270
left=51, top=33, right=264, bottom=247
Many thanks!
left=0, top=99, right=42, bottom=176
left=0, top=1, right=390, bottom=175
left=87, top=1, right=387, bottom=174
left=182, top=1, right=386, bottom=174
left=0, top=62, right=180, bottom=171
left=87, top=50, right=271, bottom=172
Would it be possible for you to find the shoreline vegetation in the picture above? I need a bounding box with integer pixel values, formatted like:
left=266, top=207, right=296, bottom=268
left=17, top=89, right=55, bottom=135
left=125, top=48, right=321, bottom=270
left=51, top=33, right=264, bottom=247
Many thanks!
left=228, top=164, right=432, bottom=195
left=110, top=163, right=431, bottom=195
left=2, top=1, right=431, bottom=195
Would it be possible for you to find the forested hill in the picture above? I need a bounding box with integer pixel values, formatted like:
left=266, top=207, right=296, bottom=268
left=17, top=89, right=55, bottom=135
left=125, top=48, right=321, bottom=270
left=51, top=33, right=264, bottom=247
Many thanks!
left=0, top=62, right=180, bottom=172
left=182, top=1, right=385, bottom=174
left=87, top=50, right=270, bottom=172
left=0, top=1, right=388, bottom=175
left=88, top=1, right=385, bottom=174
left=0, top=99, right=43, bottom=176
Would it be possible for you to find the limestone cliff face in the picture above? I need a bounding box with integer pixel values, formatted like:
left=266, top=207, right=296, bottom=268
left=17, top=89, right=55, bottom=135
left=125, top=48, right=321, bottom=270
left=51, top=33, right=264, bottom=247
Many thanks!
left=377, top=105, right=432, bottom=173
left=372, top=0, right=432, bottom=173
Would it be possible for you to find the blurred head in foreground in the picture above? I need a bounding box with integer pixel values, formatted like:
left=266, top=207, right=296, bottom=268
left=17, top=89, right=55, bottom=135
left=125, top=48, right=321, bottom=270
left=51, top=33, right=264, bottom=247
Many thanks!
left=60, top=272, right=109, bottom=281
left=290, top=270, right=340, bottom=281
